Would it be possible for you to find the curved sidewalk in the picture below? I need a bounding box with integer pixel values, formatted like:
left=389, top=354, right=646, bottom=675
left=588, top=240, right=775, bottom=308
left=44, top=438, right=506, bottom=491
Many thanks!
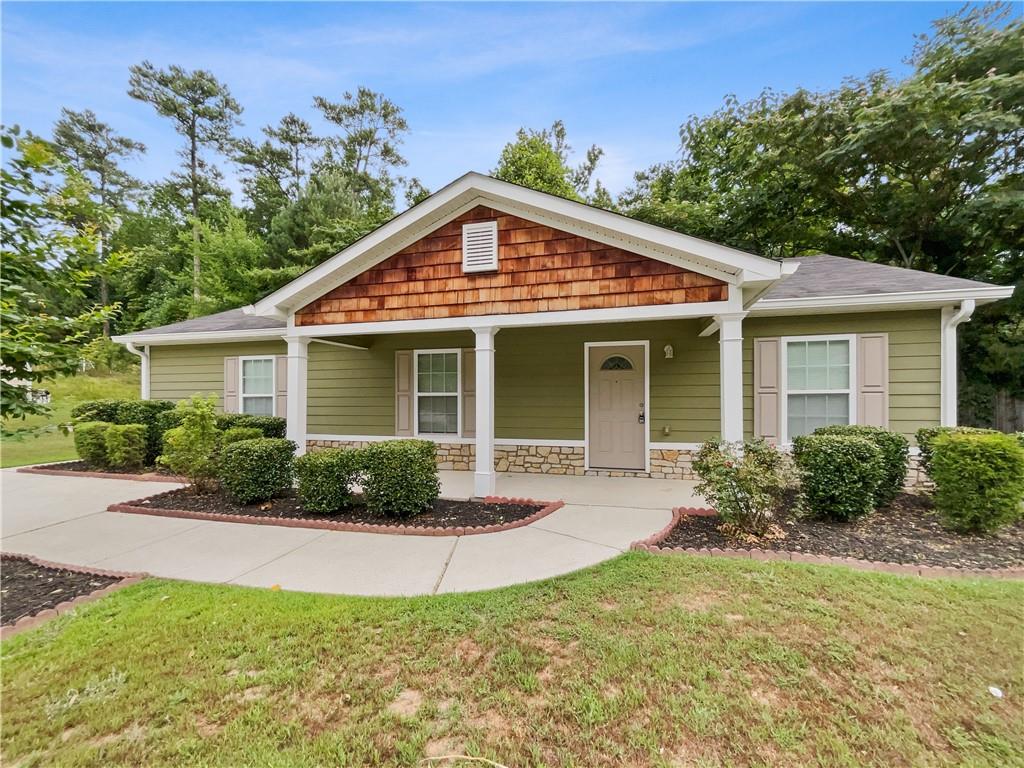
left=0, top=470, right=688, bottom=596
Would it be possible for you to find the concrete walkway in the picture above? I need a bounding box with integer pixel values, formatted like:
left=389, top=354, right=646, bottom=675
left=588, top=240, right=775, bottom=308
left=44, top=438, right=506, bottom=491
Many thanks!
left=0, top=469, right=697, bottom=596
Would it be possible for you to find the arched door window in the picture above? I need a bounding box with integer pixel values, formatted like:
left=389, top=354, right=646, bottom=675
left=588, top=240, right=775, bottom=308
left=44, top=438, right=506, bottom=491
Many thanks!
left=600, top=355, right=634, bottom=371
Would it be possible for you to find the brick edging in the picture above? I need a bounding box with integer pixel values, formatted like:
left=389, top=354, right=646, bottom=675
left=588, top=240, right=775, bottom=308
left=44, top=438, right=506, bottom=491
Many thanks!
left=17, top=463, right=187, bottom=484
left=107, top=496, right=565, bottom=537
left=0, top=552, right=147, bottom=640
left=630, top=507, right=1024, bottom=580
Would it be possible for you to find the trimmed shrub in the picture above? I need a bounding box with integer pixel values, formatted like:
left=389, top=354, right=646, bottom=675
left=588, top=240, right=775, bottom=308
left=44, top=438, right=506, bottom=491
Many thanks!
left=295, top=448, right=363, bottom=514
left=815, top=425, right=908, bottom=505
left=104, top=424, right=147, bottom=470
left=692, top=439, right=794, bottom=535
left=219, top=438, right=296, bottom=504
left=217, top=413, right=287, bottom=438
left=70, top=399, right=122, bottom=424
left=362, top=440, right=439, bottom=518
left=222, top=427, right=263, bottom=446
left=114, top=400, right=175, bottom=464
left=793, top=434, right=884, bottom=521
left=916, top=425, right=998, bottom=477
left=159, top=395, right=223, bottom=492
left=74, top=421, right=112, bottom=467
left=931, top=432, right=1024, bottom=533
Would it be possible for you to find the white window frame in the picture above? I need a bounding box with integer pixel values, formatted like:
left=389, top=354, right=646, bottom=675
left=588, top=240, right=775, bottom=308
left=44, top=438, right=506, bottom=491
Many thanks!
left=779, top=334, right=857, bottom=444
left=239, top=355, right=276, bottom=417
left=413, top=348, right=462, bottom=438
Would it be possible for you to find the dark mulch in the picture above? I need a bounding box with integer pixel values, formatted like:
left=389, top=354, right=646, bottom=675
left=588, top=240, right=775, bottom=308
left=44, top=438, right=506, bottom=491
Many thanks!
left=1, top=555, right=120, bottom=626
left=33, top=460, right=176, bottom=477
left=658, top=493, right=1024, bottom=570
left=131, top=487, right=544, bottom=529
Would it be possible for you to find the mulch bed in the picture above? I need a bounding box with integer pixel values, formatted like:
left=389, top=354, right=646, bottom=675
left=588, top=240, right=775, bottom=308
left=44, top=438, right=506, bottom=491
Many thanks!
left=1, top=554, right=121, bottom=626
left=110, top=487, right=557, bottom=535
left=656, top=493, right=1024, bottom=570
left=19, top=461, right=184, bottom=483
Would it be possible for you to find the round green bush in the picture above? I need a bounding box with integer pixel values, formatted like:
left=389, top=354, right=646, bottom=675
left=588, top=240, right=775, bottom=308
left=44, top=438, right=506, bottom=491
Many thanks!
left=361, top=440, right=439, bottom=518
left=221, top=426, right=263, bottom=446
left=931, top=432, right=1024, bottom=534
left=73, top=421, right=113, bottom=467
left=70, top=399, right=122, bottom=424
left=219, top=438, right=296, bottom=505
left=815, top=425, right=908, bottom=505
left=104, top=424, right=148, bottom=470
left=915, top=425, right=998, bottom=478
left=793, top=434, right=884, bottom=521
left=217, top=414, right=287, bottom=438
left=114, top=400, right=175, bottom=464
left=295, top=448, right=363, bottom=514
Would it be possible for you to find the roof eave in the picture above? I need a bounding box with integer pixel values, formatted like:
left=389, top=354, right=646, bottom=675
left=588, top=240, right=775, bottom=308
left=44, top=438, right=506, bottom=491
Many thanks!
left=751, top=285, right=1015, bottom=316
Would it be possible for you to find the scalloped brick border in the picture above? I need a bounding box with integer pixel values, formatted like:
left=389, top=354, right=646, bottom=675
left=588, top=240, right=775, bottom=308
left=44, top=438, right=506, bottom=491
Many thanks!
left=630, top=507, right=1024, bottom=580
left=0, top=552, right=146, bottom=640
left=17, top=462, right=187, bottom=484
left=107, top=495, right=565, bottom=537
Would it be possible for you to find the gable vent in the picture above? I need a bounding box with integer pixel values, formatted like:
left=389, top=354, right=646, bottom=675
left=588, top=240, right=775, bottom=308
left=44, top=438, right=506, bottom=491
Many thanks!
left=462, top=221, right=499, bottom=273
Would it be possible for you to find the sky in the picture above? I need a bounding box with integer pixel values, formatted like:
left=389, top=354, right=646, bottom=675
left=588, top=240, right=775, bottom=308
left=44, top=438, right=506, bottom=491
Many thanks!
left=2, top=1, right=968, bottom=201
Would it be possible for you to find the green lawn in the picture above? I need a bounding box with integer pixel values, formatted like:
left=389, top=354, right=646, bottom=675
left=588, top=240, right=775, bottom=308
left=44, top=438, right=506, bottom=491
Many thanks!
left=0, top=372, right=140, bottom=468
left=1, top=554, right=1021, bottom=767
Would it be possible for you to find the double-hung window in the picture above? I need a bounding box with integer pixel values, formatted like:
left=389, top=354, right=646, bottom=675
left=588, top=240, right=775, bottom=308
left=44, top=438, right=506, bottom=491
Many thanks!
left=782, top=336, right=855, bottom=441
left=240, top=357, right=275, bottom=416
left=415, top=350, right=460, bottom=435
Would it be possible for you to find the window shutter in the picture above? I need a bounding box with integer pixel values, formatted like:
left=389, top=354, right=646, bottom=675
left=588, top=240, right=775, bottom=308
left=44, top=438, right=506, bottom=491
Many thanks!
left=857, top=333, right=889, bottom=427
left=224, top=357, right=239, bottom=413
left=275, top=356, right=288, bottom=419
left=462, top=221, right=498, bottom=273
left=753, top=338, right=781, bottom=443
left=462, top=349, right=476, bottom=438
left=395, top=350, right=414, bottom=437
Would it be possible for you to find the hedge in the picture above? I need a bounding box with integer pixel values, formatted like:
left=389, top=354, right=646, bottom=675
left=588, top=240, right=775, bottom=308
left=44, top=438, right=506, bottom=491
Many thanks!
left=157, top=411, right=287, bottom=449
left=793, top=434, right=884, bottom=521
left=931, top=432, right=1024, bottom=533
left=71, top=399, right=175, bottom=465
left=70, top=399, right=122, bottom=424
left=104, top=424, right=148, bottom=470
left=295, top=448, right=363, bottom=514
left=362, top=440, right=439, bottom=518
left=219, top=438, right=296, bottom=504
left=815, top=425, right=908, bottom=505
left=74, top=421, right=113, bottom=467
left=915, top=425, right=999, bottom=478
left=221, top=426, right=263, bottom=446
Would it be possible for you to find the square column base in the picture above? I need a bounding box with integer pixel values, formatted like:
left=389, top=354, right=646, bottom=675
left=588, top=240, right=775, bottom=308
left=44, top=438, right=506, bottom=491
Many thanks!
left=474, top=470, right=496, bottom=498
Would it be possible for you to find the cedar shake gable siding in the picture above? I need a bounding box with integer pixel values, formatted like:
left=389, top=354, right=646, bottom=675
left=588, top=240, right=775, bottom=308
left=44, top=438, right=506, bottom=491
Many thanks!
left=295, top=206, right=728, bottom=325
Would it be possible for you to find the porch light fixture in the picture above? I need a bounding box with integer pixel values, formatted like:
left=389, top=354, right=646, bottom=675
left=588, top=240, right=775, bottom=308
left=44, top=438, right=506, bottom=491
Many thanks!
left=663, top=344, right=674, bottom=359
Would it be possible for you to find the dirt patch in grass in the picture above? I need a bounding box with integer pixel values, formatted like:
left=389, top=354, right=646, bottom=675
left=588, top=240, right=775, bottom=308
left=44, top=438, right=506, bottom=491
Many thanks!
left=388, top=689, right=423, bottom=717
left=1, top=554, right=121, bottom=626
left=126, top=488, right=544, bottom=530
left=658, top=493, right=1024, bottom=569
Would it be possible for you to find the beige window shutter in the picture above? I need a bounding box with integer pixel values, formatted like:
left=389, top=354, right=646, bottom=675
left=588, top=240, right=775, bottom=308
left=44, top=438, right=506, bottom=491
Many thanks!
left=462, top=349, right=476, bottom=438
left=395, top=350, right=414, bottom=437
left=753, top=338, right=781, bottom=443
left=223, top=357, right=240, bottom=413
left=275, top=356, right=288, bottom=419
left=857, top=333, right=889, bottom=427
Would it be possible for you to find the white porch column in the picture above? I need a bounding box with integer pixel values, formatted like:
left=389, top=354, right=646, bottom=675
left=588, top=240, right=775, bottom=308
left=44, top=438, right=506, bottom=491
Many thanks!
left=285, top=336, right=309, bottom=456
left=716, top=312, right=746, bottom=443
left=940, top=300, right=975, bottom=426
left=473, top=326, right=497, bottom=498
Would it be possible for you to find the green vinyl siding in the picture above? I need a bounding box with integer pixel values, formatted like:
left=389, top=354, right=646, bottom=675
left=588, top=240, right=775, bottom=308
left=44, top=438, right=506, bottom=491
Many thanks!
left=149, top=341, right=286, bottom=408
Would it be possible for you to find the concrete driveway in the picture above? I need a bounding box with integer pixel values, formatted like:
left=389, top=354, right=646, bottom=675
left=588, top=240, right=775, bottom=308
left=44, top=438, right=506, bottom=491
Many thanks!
left=1, top=469, right=693, bottom=596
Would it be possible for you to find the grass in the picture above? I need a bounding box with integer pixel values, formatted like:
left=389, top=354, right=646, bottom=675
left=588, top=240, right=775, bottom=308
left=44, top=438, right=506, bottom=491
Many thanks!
left=0, top=372, right=140, bottom=468
left=1, top=553, right=1021, bottom=767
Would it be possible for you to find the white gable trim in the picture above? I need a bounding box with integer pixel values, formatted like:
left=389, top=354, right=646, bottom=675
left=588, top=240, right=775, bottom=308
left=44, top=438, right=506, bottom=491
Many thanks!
left=245, top=172, right=784, bottom=318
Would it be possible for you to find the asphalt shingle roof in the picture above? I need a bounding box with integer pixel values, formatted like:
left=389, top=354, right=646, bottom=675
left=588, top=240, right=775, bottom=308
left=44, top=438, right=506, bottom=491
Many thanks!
left=133, top=308, right=286, bottom=336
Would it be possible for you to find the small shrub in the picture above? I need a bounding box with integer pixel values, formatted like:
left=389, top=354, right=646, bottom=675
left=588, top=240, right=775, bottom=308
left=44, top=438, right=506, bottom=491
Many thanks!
left=916, top=425, right=998, bottom=477
left=114, top=400, right=175, bottom=464
left=692, top=439, right=793, bottom=535
left=222, top=427, right=263, bottom=446
left=70, top=399, right=121, bottom=424
left=793, top=434, right=884, bottom=521
left=104, top=424, right=147, bottom=470
left=74, top=421, right=112, bottom=467
left=362, top=440, right=439, bottom=518
left=931, top=432, right=1024, bottom=534
left=159, top=395, right=223, bottom=492
left=219, top=438, right=296, bottom=504
left=217, top=413, right=287, bottom=438
left=295, top=449, right=363, bottom=514
left=815, top=425, right=908, bottom=505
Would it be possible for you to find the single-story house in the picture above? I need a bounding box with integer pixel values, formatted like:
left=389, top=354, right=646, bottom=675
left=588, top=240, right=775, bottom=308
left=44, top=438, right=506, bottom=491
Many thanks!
left=113, top=173, right=1015, bottom=496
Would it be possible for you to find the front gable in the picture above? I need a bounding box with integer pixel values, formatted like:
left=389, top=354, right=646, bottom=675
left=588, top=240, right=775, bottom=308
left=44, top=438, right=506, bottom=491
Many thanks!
left=296, top=206, right=728, bottom=325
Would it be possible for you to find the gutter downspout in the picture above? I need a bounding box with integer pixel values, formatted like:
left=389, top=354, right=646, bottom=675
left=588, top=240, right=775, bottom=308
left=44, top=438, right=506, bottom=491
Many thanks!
left=125, top=342, right=150, bottom=400
left=940, top=299, right=975, bottom=427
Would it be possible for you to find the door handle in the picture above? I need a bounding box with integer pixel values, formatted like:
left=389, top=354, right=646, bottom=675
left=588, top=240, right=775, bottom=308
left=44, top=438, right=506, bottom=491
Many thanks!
left=638, top=411, right=646, bottom=424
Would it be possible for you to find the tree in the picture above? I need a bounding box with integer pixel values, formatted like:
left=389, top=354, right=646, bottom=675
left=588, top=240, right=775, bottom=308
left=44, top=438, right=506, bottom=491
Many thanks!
left=128, top=61, right=242, bottom=302
left=493, top=120, right=606, bottom=202
left=51, top=108, right=145, bottom=336
left=264, top=113, right=319, bottom=198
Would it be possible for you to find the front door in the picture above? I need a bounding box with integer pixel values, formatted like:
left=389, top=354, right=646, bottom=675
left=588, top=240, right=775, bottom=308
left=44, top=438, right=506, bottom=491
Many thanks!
left=587, top=344, right=646, bottom=471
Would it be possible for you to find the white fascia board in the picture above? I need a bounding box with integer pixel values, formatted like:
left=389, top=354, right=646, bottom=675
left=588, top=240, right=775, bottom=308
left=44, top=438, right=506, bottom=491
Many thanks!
left=111, top=329, right=286, bottom=346
left=750, top=285, right=1015, bottom=316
